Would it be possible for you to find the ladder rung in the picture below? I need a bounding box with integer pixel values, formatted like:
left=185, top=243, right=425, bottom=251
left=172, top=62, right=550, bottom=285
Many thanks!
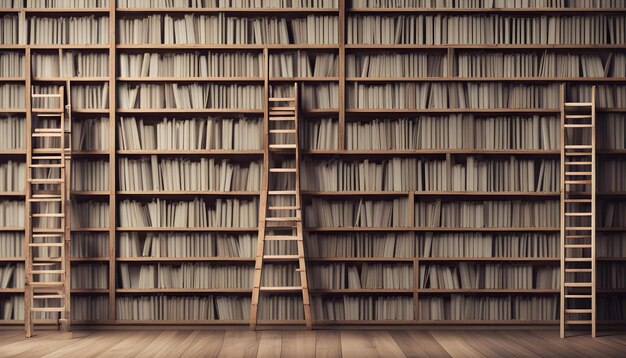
left=269, top=97, right=295, bottom=102
left=33, top=257, right=62, bottom=262
left=565, top=295, right=593, bottom=299
left=564, top=213, right=592, bottom=216
left=265, top=235, right=301, bottom=241
left=29, top=243, right=63, bottom=247
left=565, top=115, right=592, bottom=118
left=564, top=258, right=592, bottom=262
left=564, top=199, right=592, bottom=203
left=29, top=178, right=63, bottom=184
left=269, top=106, right=295, bottom=111
left=564, top=102, right=592, bottom=107
left=32, top=93, right=62, bottom=98
left=34, top=128, right=62, bottom=133
left=564, top=124, right=593, bottom=128
left=30, top=307, right=65, bottom=312
left=266, top=217, right=300, bottom=222
left=269, top=117, right=296, bottom=121
left=565, top=172, right=592, bottom=176
left=268, top=190, right=297, bottom=195
left=32, top=133, right=62, bottom=137
left=269, top=129, right=296, bottom=134
left=268, top=206, right=299, bottom=210
left=31, top=270, right=64, bottom=274
left=32, top=156, right=62, bottom=160
left=565, top=309, right=592, bottom=314
left=565, top=268, right=592, bottom=273
left=565, top=227, right=592, bottom=230
left=32, top=263, right=57, bottom=267
left=32, top=233, right=63, bottom=238
left=565, top=235, right=592, bottom=239
left=32, top=213, right=64, bottom=218
left=35, top=113, right=63, bottom=117
left=262, top=255, right=301, bottom=261
left=565, top=152, right=592, bottom=156
left=259, top=286, right=302, bottom=292
left=33, top=228, right=65, bottom=233
left=270, top=168, right=296, bottom=173
left=29, top=164, right=64, bottom=168
left=565, top=320, right=593, bottom=325
left=565, top=145, right=592, bottom=149
left=564, top=282, right=592, bottom=287
left=30, top=282, right=64, bottom=288
left=564, top=245, right=592, bottom=249
left=564, top=162, right=592, bottom=165
left=33, top=294, right=64, bottom=299
left=269, top=144, right=296, bottom=149
left=30, top=198, right=62, bottom=202
left=565, top=180, right=592, bottom=184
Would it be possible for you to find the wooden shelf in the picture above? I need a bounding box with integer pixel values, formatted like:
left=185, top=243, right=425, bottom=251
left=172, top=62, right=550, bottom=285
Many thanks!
left=117, top=191, right=260, bottom=196
left=346, top=108, right=561, bottom=114
left=116, top=7, right=339, bottom=14
left=117, top=76, right=263, bottom=82
left=116, top=227, right=257, bottom=232
left=347, top=76, right=626, bottom=83
left=116, top=108, right=264, bottom=114
left=116, top=44, right=338, bottom=50
left=71, top=228, right=110, bottom=232
left=417, top=289, right=559, bottom=294
left=0, top=192, right=25, bottom=196
left=302, top=191, right=559, bottom=197
left=116, top=288, right=252, bottom=294
left=0, top=227, right=24, bottom=232
left=345, top=44, right=626, bottom=50
left=116, top=149, right=263, bottom=155
left=304, top=149, right=560, bottom=155
left=0, top=150, right=26, bottom=155
left=33, top=77, right=109, bottom=82
left=72, top=191, right=110, bottom=196
left=116, top=257, right=254, bottom=262
left=310, top=289, right=413, bottom=294
left=347, top=7, right=626, bottom=14
left=306, top=227, right=560, bottom=232
left=71, top=257, right=110, bottom=262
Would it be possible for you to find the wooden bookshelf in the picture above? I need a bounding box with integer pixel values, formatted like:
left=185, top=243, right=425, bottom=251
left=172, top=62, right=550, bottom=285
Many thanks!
left=0, top=0, right=624, bottom=326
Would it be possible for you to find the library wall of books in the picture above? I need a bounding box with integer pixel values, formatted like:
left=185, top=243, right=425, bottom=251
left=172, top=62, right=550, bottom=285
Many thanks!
left=1, top=0, right=626, bottom=326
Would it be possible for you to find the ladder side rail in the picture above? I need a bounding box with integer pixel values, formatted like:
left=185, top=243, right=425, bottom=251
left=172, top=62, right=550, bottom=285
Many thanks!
left=560, top=83, right=566, bottom=339
left=590, top=86, right=596, bottom=338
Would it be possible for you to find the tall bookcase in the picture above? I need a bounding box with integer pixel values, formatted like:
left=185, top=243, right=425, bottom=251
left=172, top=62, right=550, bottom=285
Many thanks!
left=0, top=0, right=625, bottom=327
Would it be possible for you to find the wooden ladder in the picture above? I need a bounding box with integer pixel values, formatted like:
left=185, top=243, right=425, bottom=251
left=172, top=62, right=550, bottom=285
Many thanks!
left=560, top=84, right=596, bottom=338
left=250, top=83, right=312, bottom=329
left=25, top=85, right=72, bottom=337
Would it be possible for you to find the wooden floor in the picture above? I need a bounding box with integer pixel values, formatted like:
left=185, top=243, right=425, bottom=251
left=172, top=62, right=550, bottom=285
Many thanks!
left=0, top=329, right=625, bottom=357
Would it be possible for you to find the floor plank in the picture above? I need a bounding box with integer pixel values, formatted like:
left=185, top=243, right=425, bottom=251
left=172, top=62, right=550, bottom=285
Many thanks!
left=217, top=330, right=261, bottom=358
left=315, top=330, right=341, bottom=358
left=256, top=330, right=282, bottom=358
left=340, top=330, right=378, bottom=358
left=181, top=330, right=225, bottom=358
left=281, top=330, right=316, bottom=358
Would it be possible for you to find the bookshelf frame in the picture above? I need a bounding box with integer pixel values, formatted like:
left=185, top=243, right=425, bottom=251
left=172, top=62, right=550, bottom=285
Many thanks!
left=0, top=0, right=625, bottom=327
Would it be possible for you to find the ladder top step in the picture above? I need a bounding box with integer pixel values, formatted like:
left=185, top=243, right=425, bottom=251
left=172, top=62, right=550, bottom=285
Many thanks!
left=269, top=97, right=295, bottom=102
left=259, top=286, right=303, bottom=292
left=266, top=217, right=300, bottom=222
left=268, top=190, right=297, bottom=195
left=265, top=235, right=301, bottom=241
left=262, top=254, right=301, bottom=261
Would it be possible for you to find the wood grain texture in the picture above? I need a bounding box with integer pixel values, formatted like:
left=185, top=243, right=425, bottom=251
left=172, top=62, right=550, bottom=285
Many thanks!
left=1, top=329, right=626, bottom=357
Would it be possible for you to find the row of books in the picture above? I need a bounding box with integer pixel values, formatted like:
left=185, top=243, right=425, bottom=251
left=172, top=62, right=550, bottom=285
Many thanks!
left=346, top=53, right=447, bottom=78
left=0, top=161, right=25, bottom=192
left=598, top=263, right=626, bottom=289
left=119, top=14, right=338, bottom=45
left=118, top=116, right=262, bottom=151
left=309, top=263, right=412, bottom=289
left=117, top=83, right=263, bottom=109
left=346, top=83, right=560, bottom=109
left=72, top=232, right=109, bottom=258
left=0, top=117, right=24, bottom=150
left=455, top=52, right=626, bottom=78
left=302, top=118, right=337, bottom=150
left=118, top=157, right=261, bottom=192
left=602, top=202, right=626, bottom=228
left=269, top=52, right=337, bottom=78
left=1, top=296, right=23, bottom=320
left=345, top=115, right=560, bottom=150
left=304, top=198, right=410, bottom=227
left=305, top=232, right=560, bottom=258
left=598, top=234, right=626, bottom=258
left=8, top=0, right=109, bottom=8
left=0, top=84, right=24, bottom=109
left=452, top=157, right=558, bottom=192
left=419, top=295, right=557, bottom=321
left=32, top=52, right=109, bottom=78
left=0, top=51, right=23, bottom=77
left=74, top=117, right=109, bottom=150
left=350, top=0, right=625, bottom=8
left=72, top=160, right=109, bottom=191
left=0, top=201, right=24, bottom=227
left=312, top=296, right=413, bottom=320
left=414, top=200, right=559, bottom=227
left=116, top=295, right=251, bottom=320
left=118, top=232, right=256, bottom=258
left=71, top=201, right=109, bottom=228
left=117, top=0, right=337, bottom=8
left=0, top=15, right=22, bottom=45
left=119, top=52, right=263, bottom=78
left=28, top=16, right=109, bottom=45
left=301, top=158, right=448, bottom=191
left=599, top=114, right=626, bottom=149
left=569, top=85, right=626, bottom=108
left=0, top=233, right=23, bottom=258
left=419, top=263, right=559, bottom=289
left=72, top=296, right=108, bottom=321
left=346, top=15, right=626, bottom=45
left=118, top=263, right=253, bottom=289
left=600, top=160, right=626, bottom=192
left=118, top=197, right=258, bottom=227
left=71, top=264, right=108, bottom=289
left=70, top=84, right=109, bottom=109
left=0, top=264, right=24, bottom=289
